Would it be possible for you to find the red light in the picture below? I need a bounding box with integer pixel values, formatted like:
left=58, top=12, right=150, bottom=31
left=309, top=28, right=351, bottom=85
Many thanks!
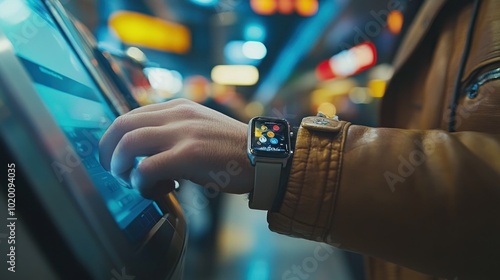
left=316, top=60, right=335, bottom=81
left=316, top=42, right=377, bottom=81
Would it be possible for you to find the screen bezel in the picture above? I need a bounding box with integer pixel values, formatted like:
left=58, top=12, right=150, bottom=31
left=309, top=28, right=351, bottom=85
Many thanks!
left=32, top=0, right=164, bottom=247
left=45, top=0, right=132, bottom=116
left=249, top=117, right=291, bottom=158
left=95, top=48, right=152, bottom=107
left=0, top=25, right=124, bottom=278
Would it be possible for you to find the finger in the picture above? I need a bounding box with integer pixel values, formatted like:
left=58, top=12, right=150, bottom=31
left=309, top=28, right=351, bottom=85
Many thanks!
left=99, top=111, right=167, bottom=170
left=127, top=98, right=193, bottom=115
left=109, top=126, right=171, bottom=176
left=130, top=144, right=192, bottom=193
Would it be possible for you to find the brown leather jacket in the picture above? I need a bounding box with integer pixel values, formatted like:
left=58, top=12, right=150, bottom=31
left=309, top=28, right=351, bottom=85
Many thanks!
left=268, top=0, right=500, bottom=279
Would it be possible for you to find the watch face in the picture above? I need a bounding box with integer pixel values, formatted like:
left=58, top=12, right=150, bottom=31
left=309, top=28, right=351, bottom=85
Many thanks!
left=251, top=117, right=290, bottom=157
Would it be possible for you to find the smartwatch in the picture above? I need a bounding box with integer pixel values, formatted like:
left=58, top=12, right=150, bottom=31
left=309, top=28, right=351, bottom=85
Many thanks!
left=247, top=117, right=292, bottom=210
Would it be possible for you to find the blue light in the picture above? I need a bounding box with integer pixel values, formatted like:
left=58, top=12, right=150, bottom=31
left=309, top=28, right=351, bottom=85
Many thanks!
left=246, top=260, right=270, bottom=280
left=253, top=0, right=346, bottom=105
left=244, top=23, right=266, bottom=41
left=224, top=40, right=263, bottom=65
left=224, top=40, right=246, bottom=62
left=190, top=0, right=219, bottom=6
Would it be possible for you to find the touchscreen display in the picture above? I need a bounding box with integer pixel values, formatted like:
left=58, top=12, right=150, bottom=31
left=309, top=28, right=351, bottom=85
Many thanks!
left=107, top=54, right=156, bottom=106
left=0, top=0, right=162, bottom=242
left=251, top=118, right=290, bottom=156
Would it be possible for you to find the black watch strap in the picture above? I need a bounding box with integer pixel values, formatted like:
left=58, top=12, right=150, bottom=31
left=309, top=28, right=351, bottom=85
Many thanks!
left=249, top=161, right=282, bottom=210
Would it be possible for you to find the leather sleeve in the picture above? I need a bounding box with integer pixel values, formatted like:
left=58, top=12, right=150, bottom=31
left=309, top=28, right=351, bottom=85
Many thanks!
left=267, top=116, right=500, bottom=279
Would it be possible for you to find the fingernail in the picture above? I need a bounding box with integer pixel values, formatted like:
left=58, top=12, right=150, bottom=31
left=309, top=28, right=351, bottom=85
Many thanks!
left=130, top=168, right=139, bottom=190
left=110, top=158, right=119, bottom=177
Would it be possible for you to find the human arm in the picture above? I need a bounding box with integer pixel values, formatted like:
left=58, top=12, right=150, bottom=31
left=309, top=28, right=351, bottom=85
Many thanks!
left=99, top=98, right=254, bottom=197
left=268, top=116, right=500, bottom=279
left=98, top=98, right=500, bottom=279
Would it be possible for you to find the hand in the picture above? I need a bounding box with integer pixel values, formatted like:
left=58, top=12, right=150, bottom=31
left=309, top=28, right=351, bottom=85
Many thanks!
left=99, top=98, right=254, bottom=198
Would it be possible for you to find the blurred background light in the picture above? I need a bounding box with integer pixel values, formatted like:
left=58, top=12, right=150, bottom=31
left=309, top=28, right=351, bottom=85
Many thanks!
left=183, top=75, right=210, bottom=103
left=349, top=87, right=373, bottom=104
left=387, top=10, right=404, bottom=35
left=318, top=78, right=357, bottom=96
left=310, top=78, right=356, bottom=112
left=109, top=11, right=191, bottom=54
left=224, top=41, right=246, bottom=63
left=317, top=102, right=337, bottom=117
left=125, top=47, right=147, bottom=63
left=0, top=0, right=31, bottom=25
left=251, top=0, right=319, bottom=16
left=211, top=83, right=239, bottom=105
left=278, top=0, right=294, bottom=15
left=316, top=42, right=377, bottom=81
left=330, top=42, right=376, bottom=77
left=244, top=101, right=265, bottom=117
left=296, top=0, right=319, bottom=16
left=211, top=65, right=259, bottom=86
left=244, top=23, right=266, bottom=41
left=242, top=41, right=267, bottom=60
left=190, top=0, right=219, bottom=7
left=368, top=79, right=387, bottom=98
left=144, top=67, right=183, bottom=98
left=250, top=0, right=277, bottom=15
left=368, top=63, right=394, bottom=81
left=246, top=260, right=270, bottom=280
left=224, top=41, right=266, bottom=64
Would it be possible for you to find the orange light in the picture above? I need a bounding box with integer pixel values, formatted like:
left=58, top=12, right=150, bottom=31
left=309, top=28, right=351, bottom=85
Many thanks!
left=317, top=102, right=337, bottom=117
left=278, top=0, right=294, bottom=15
left=250, top=0, right=277, bottom=15
left=387, top=10, right=404, bottom=35
left=296, top=0, right=318, bottom=16
left=184, top=76, right=210, bottom=103
left=109, top=11, right=191, bottom=54
left=251, top=0, right=318, bottom=16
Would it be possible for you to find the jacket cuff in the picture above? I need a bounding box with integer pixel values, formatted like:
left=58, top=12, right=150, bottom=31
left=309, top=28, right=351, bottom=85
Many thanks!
left=267, top=116, right=351, bottom=242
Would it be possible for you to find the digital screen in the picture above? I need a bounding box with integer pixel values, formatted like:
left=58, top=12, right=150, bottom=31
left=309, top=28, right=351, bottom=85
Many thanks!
left=107, top=54, right=156, bottom=106
left=251, top=118, right=290, bottom=157
left=0, top=0, right=162, bottom=242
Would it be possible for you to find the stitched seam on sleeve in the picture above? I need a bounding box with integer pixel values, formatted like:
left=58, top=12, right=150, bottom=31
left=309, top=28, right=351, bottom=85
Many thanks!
left=312, top=133, right=333, bottom=239
left=324, top=123, right=351, bottom=240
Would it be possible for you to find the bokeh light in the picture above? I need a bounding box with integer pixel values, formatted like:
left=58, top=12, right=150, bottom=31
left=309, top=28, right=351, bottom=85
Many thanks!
left=387, top=10, right=404, bottom=35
